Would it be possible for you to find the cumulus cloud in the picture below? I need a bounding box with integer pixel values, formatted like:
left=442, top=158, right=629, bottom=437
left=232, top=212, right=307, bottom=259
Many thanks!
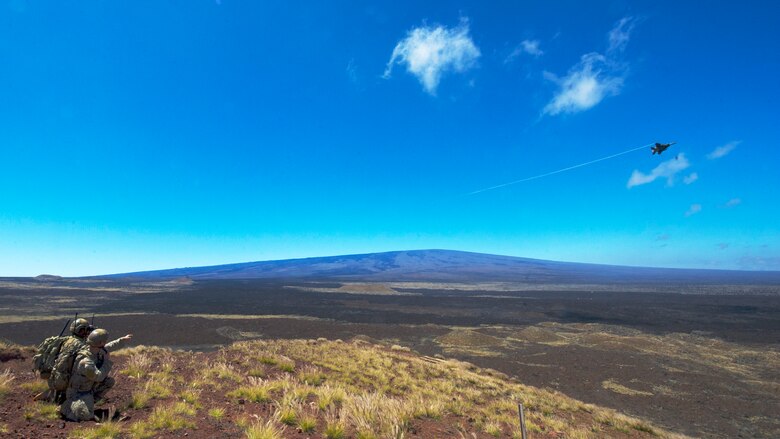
left=707, top=140, right=740, bottom=159
left=384, top=19, right=480, bottom=95
left=542, top=18, right=632, bottom=115
left=685, top=204, right=702, bottom=217
left=506, top=39, right=543, bottom=63
left=724, top=198, right=742, bottom=208
left=627, top=154, right=691, bottom=188
left=683, top=172, right=699, bottom=184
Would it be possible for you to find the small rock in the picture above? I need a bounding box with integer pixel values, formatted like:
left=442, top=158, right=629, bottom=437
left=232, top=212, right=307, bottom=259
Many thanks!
left=238, top=398, right=245, bottom=405
left=59, top=422, right=66, bottom=429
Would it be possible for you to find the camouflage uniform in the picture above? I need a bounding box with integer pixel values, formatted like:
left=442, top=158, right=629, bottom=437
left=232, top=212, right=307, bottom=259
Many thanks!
left=44, top=319, right=92, bottom=403
left=89, top=336, right=129, bottom=402
left=60, top=329, right=113, bottom=422
left=60, top=318, right=92, bottom=357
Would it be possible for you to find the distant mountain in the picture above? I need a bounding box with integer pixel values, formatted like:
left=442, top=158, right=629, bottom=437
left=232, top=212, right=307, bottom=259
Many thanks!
left=97, top=249, right=780, bottom=284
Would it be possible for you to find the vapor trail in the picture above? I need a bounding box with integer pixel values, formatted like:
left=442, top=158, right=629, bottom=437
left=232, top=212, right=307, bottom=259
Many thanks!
left=467, top=143, right=654, bottom=196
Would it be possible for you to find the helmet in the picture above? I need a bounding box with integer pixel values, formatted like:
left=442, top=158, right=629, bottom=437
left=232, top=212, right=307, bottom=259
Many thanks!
left=87, top=328, right=109, bottom=347
left=71, top=318, right=91, bottom=335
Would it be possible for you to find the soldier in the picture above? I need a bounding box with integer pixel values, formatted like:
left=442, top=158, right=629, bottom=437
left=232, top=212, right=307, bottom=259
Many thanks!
left=61, top=318, right=93, bottom=351
left=35, top=318, right=94, bottom=402
left=60, top=329, right=115, bottom=422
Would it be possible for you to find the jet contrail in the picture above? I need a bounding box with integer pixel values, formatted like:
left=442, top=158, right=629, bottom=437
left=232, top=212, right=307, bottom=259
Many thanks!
left=467, top=143, right=654, bottom=196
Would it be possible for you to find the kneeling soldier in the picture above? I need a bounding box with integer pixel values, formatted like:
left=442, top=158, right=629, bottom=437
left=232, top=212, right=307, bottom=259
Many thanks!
left=60, top=329, right=114, bottom=422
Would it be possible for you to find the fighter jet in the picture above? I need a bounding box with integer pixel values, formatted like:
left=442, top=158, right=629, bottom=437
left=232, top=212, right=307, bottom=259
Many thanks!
left=651, top=142, right=676, bottom=155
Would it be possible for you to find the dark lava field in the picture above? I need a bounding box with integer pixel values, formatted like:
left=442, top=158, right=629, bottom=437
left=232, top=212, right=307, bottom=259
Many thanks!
left=1, top=276, right=779, bottom=437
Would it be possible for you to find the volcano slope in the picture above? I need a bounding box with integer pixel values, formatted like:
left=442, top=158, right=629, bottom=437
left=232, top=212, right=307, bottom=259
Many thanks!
left=0, top=338, right=683, bottom=438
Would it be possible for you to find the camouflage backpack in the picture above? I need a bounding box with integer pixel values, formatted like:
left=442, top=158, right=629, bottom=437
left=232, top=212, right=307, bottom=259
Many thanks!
left=32, top=335, right=68, bottom=379
left=48, top=338, right=89, bottom=392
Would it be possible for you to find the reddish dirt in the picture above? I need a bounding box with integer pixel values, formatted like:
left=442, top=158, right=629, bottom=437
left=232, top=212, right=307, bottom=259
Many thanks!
left=0, top=345, right=513, bottom=438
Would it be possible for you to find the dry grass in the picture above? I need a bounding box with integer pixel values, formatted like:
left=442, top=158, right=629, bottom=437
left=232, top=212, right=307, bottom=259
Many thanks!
left=602, top=379, right=654, bottom=396
left=20, top=379, right=48, bottom=394
left=3, top=339, right=682, bottom=438
left=128, top=402, right=196, bottom=438
left=244, top=418, right=285, bottom=439
left=0, top=369, right=14, bottom=399
left=208, top=407, right=226, bottom=420
left=23, top=402, right=59, bottom=421
left=223, top=339, right=682, bottom=438
left=69, top=422, right=123, bottom=439
left=121, top=352, right=153, bottom=379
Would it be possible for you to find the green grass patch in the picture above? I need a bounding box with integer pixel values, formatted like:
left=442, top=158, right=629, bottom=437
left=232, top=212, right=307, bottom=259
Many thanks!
left=299, top=415, right=317, bottom=433
left=24, top=402, right=60, bottom=421
left=20, top=380, right=49, bottom=394
left=244, top=419, right=284, bottom=439
left=208, top=407, right=226, bottom=420
left=69, top=422, right=123, bottom=439
left=129, top=402, right=196, bottom=438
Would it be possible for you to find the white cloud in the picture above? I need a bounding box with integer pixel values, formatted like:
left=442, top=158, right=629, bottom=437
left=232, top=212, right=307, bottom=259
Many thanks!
left=542, top=53, right=623, bottom=115
left=383, top=19, right=480, bottom=95
left=724, top=198, right=742, bottom=208
left=506, top=39, right=543, bottom=63
left=685, top=203, right=702, bottom=217
left=627, top=153, right=691, bottom=188
left=707, top=140, right=740, bottom=159
left=520, top=39, right=543, bottom=56
left=608, top=17, right=635, bottom=53
left=683, top=172, right=698, bottom=185
left=543, top=18, right=633, bottom=116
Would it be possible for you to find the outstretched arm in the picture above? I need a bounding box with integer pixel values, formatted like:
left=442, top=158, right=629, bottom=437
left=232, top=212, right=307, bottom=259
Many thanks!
left=104, top=334, right=133, bottom=352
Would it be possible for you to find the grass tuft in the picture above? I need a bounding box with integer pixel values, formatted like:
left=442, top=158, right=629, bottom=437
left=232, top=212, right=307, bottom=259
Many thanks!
left=121, top=353, right=153, bottom=379
left=299, top=414, right=317, bottom=433
left=24, top=402, right=59, bottom=421
left=20, top=380, right=48, bottom=394
left=244, top=418, right=285, bottom=439
left=129, top=402, right=196, bottom=438
left=208, top=407, right=226, bottom=420
left=69, top=422, right=123, bottom=439
left=0, top=369, right=14, bottom=399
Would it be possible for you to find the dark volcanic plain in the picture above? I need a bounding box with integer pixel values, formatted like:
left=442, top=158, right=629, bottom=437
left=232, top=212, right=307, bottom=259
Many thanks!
left=1, top=251, right=779, bottom=438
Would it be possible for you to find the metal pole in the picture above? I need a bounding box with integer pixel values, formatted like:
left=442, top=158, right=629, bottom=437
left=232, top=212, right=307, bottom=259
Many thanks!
left=518, top=403, right=528, bottom=439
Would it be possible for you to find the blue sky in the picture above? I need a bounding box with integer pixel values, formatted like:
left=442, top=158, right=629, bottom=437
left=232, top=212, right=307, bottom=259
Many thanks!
left=1, top=1, right=779, bottom=276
